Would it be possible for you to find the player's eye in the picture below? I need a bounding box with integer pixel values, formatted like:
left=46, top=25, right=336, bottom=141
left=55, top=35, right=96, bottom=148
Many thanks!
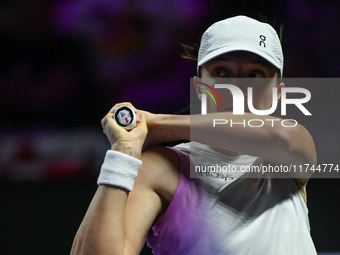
left=214, top=68, right=229, bottom=77
left=248, top=71, right=263, bottom=78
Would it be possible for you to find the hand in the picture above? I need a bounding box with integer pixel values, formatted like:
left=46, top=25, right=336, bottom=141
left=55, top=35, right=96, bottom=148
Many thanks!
left=138, top=110, right=159, bottom=149
left=101, top=103, right=148, bottom=159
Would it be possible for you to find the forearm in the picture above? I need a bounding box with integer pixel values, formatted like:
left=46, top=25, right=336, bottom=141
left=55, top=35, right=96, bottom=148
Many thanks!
left=72, top=144, right=143, bottom=255
left=150, top=114, right=190, bottom=143
left=190, top=112, right=286, bottom=157
left=71, top=185, right=128, bottom=255
left=152, top=112, right=307, bottom=164
left=71, top=105, right=156, bottom=254
left=153, top=113, right=281, bottom=149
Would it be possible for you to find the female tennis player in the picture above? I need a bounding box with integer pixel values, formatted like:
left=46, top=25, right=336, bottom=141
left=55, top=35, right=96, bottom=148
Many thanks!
left=71, top=16, right=317, bottom=255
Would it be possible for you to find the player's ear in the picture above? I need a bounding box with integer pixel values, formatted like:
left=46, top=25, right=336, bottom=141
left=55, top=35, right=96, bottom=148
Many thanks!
left=277, top=82, right=285, bottom=101
left=193, top=76, right=203, bottom=100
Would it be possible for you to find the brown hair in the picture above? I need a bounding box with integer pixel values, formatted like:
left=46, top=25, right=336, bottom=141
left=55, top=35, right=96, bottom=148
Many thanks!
left=180, top=43, right=199, bottom=61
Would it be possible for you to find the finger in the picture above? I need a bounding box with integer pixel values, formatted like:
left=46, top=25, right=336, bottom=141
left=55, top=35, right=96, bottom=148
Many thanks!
left=101, top=116, right=107, bottom=130
left=136, top=110, right=141, bottom=122
left=131, top=111, right=148, bottom=134
left=101, top=112, right=116, bottom=130
left=106, top=113, right=128, bottom=140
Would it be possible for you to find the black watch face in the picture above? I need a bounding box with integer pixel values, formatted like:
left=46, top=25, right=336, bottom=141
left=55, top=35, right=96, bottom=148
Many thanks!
left=114, top=106, right=134, bottom=127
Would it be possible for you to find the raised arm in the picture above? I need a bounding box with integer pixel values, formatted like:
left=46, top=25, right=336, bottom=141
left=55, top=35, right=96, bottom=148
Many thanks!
left=146, top=111, right=316, bottom=179
left=71, top=103, right=178, bottom=255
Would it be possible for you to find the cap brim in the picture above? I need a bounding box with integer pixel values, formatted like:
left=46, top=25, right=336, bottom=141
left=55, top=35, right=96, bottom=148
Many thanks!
left=197, top=45, right=283, bottom=75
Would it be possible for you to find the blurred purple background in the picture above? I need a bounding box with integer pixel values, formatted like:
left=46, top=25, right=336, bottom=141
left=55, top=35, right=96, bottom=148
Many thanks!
left=0, top=0, right=339, bottom=254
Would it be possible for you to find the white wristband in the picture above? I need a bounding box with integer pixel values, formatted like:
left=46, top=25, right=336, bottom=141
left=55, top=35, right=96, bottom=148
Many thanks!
left=97, top=150, right=142, bottom=192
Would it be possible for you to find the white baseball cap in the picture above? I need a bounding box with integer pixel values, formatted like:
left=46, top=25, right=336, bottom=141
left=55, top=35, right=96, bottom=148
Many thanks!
left=197, top=15, right=284, bottom=76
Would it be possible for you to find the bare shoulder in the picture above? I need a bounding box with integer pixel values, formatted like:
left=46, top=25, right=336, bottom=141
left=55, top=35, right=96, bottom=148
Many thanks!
left=136, top=145, right=181, bottom=201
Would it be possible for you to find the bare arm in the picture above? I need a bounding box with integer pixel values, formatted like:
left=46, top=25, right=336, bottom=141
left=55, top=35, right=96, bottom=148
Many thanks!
left=146, top=111, right=316, bottom=180
left=71, top=103, right=178, bottom=255
left=71, top=151, right=175, bottom=255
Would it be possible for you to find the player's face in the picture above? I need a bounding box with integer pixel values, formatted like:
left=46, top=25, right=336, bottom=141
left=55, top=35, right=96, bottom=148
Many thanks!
left=196, top=51, right=284, bottom=113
